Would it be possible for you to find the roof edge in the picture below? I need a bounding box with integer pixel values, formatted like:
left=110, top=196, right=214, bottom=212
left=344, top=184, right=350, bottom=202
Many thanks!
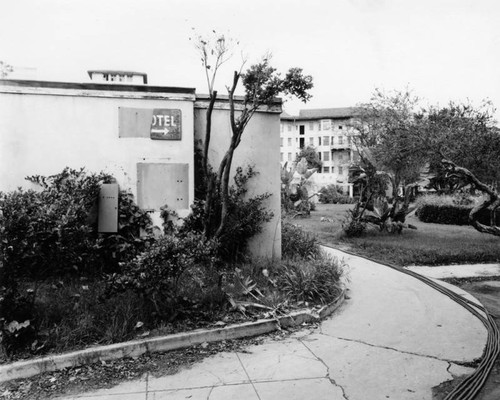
left=0, top=79, right=195, bottom=94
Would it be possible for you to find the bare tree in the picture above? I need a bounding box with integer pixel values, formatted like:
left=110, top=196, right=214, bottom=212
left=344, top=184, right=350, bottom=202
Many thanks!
left=441, top=159, right=500, bottom=236
left=193, top=33, right=313, bottom=240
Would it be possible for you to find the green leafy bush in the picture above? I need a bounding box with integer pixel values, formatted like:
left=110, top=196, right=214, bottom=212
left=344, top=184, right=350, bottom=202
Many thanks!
left=0, top=168, right=152, bottom=279
left=281, top=222, right=320, bottom=259
left=341, top=209, right=367, bottom=237
left=318, top=185, right=356, bottom=204
left=416, top=195, right=500, bottom=225
left=105, top=233, right=222, bottom=320
left=182, top=166, right=273, bottom=262
left=0, top=167, right=152, bottom=356
left=277, top=255, right=345, bottom=305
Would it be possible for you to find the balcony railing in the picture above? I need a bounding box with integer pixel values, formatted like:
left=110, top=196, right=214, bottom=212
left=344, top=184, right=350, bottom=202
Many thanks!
left=330, top=142, right=352, bottom=150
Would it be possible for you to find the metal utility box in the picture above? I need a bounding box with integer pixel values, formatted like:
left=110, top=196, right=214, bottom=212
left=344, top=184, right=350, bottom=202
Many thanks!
left=137, top=163, right=189, bottom=211
left=98, top=183, right=119, bottom=233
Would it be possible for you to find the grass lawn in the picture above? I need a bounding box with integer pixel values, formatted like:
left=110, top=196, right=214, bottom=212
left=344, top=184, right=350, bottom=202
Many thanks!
left=290, top=203, right=500, bottom=267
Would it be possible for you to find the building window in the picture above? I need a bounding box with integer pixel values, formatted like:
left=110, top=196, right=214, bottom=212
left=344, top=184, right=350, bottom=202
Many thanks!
left=318, top=122, right=321, bottom=131
left=331, top=166, right=335, bottom=174
left=339, top=125, right=343, bottom=130
left=288, top=124, right=292, bottom=132
left=318, top=137, right=322, bottom=146
left=339, top=166, right=343, bottom=175
left=323, top=166, right=330, bottom=173
left=280, top=153, right=284, bottom=162
left=318, top=152, right=322, bottom=160
left=323, top=151, right=330, bottom=161
left=281, top=124, right=284, bottom=133
left=309, top=137, right=314, bottom=145
left=338, top=136, right=344, bottom=145
left=288, top=152, right=292, bottom=161
left=321, top=119, right=332, bottom=131
left=288, top=138, right=292, bottom=146
left=280, top=138, right=283, bottom=147
left=323, top=136, right=329, bottom=146
left=309, top=122, right=314, bottom=130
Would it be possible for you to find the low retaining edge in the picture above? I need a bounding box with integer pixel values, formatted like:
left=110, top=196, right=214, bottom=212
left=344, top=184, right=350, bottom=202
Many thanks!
left=0, top=288, right=345, bottom=383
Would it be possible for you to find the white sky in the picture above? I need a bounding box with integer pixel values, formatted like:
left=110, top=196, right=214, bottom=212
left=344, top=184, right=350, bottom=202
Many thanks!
left=1, top=0, right=499, bottom=118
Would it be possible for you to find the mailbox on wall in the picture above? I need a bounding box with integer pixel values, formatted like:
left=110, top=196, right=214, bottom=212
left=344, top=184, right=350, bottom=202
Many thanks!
left=137, top=163, right=189, bottom=211
left=98, top=183, right=119, bottom=233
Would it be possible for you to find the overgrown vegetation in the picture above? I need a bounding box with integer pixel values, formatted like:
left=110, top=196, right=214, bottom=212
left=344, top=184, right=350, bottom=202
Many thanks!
left=0, top=35, right=332, bottom=361
left=318, top=184, right=355, bottom=204
left=0, top=168, right=154, bottom=358
left=281, top=158, right=317, bottom=217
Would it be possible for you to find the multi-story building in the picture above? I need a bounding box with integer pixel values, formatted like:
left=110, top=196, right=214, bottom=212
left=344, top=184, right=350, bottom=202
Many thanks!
left=280, top=107, right=359, bottom=197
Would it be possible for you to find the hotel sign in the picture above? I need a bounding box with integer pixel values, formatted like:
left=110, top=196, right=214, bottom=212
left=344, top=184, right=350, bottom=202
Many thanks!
left=150, top=109, right=182, bottom=140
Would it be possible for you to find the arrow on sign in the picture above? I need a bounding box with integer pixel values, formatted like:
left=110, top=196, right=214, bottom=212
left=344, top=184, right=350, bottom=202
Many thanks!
left=151, top=127, right=170, bottom=136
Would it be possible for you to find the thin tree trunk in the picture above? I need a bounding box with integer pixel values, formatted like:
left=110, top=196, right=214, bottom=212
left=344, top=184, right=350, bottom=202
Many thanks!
left=203, top=91, right=217, bottom=179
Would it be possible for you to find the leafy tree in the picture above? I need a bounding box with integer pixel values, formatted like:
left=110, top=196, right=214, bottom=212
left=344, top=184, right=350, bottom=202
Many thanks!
left=423, top=101, right=500, bottom=189
left=193, top=32, right=313, bottom=241
left=295, top=145, right=322, bottom=170
left=350, top=88, right=426, bottom=197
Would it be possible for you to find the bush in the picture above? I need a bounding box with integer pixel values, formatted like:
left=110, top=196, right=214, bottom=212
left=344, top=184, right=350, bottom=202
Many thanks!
left=416, top=194, right=500, bottom=226
left=277, top=255, right=345, bottom=305
left=318, top=184, right=356, bottom=204
left=181, top=166, right=273, bottom=262
left=281, top=222, right=320, bottom=259
left=0, top=168, right=153, bottom=357
left=0, top=168, right=153, bottom=280
left=105, top=233, right=222, bottom=320
left=341, top=208, right=366, bottom=237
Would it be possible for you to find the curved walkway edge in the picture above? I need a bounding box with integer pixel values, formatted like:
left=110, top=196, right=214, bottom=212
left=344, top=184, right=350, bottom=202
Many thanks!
left=0, top=288, right=346, bottom=384
left=322, top=246, right=500, bottom=400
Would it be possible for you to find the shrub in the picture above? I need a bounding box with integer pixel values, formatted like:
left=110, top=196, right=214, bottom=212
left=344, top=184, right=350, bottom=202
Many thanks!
left=416, top=194, right=500, bottom=226
left=281, top=222, right=320, bottom=259
left=0, top=168, right=153, bottom=279
left=181, top=166, right=273, bottom=262
left=277, top=255, right=345, bottom=305
left=0, top=168, right=153, bottom=356
left=105, top=233, right=222, bottom=320
left=318, top=184, right=356, bottom=204
left=341, top=209, right=366, bottom=237
left=318, top=184, right=341, bottom=203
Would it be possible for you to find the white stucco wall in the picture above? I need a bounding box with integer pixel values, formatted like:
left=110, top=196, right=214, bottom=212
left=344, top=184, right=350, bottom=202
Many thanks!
left=0, top=83, right=195, bottom=220
left=194, top=98, right=282, bottom=259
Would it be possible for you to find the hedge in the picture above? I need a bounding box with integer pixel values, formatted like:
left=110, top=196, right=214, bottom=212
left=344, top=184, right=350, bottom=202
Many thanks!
left=416, top=204, right=500, bottom=226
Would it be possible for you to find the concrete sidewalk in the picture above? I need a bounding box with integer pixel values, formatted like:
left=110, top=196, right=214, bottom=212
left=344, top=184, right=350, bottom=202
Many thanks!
left=405, top=263, right=500, bottom=280
left=58, top=248, right=488, bottom=400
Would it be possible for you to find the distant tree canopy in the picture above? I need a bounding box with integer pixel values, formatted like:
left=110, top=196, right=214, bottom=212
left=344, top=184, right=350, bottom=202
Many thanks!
left=350, top=88, right=500, bottom=194
left=423, top=102, right=500, bottom=186
left=349, top=88, right=427, bottom=197
left=295, top=145, right=322, bottom=171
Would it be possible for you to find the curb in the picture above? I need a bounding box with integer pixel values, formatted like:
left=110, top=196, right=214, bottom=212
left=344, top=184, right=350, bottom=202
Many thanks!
left=0, top=289, right=345, bottom=383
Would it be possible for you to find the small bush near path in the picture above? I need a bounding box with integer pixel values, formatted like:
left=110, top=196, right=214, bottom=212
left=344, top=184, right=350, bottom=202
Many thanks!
left=281, top=222, right=321, bottom=259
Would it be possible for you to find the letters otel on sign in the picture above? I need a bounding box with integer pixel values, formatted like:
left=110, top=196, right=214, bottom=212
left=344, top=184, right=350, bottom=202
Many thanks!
left=150, top=109, right=182, bottom=140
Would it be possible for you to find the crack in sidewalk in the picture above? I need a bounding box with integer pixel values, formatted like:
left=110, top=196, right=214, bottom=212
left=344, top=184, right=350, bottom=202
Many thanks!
left=298, top=339, right=350, bottom=400
left=235, top=351, right=262, bottom=400
left=318, top=331, right=462, bottom=365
